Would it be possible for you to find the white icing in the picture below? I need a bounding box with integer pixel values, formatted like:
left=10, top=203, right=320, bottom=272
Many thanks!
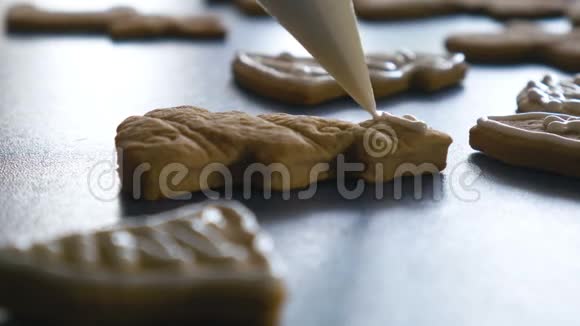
left=477, top=112, right=580, bottom=149
left=244, top=51, right=463, bottom=78
left=135, top=228, right=192, bottom=268
left=261, top=55, right=328, bottom=76
left=378, top=112, right=428, bottom=133
left=366, top=59, right=398, bottom=72
left=543, top=115, right=580, bottom=134
left=395, top=49, right=417, bottom=63
left=107, top=231, right=139, bottom=270
left=517, top=74, right=580, bottom=115
left=367, top=51, right=463, bottom=72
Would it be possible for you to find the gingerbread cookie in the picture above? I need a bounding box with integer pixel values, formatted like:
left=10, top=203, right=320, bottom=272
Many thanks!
left=6, top=4, right=226, bottom=39
left=6, top=4, right=137, bottom=33
left=477, top=0, right=575, bottom=19
left=115, top=106, right=452, bottom=200
left=354, top=0, right=574, bottom=20
left=233, top=51, right=468, bottom=105
left=517, top=74, right=580, bottom=116
left=0, top=202, right=285, bottom=324
left=471, top=113, right=580, bottom=177
left=446, top=22, right=580, bottom=72
left=109, top=15, right=226, bottom=40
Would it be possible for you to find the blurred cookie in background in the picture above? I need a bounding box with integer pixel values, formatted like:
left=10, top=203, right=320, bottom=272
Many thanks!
left=6, top=3, right=227, bottom=40
left=446, top=21, right=580, bottom=72
left=354, top=0, right=576, bottom=20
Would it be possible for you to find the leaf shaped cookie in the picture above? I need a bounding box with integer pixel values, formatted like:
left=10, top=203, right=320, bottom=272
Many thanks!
left=0, top=202, right=285, bottom=324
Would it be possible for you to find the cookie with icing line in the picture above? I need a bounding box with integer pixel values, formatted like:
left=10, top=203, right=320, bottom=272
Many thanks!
left=446, top=22, right=580, bottom=72
left=115, top=106, right=452, bottom=200
left=6, top=4, right=227, bottom=39
left=0, top=202, right=285, bottom=324
left=471, top=113, right=580, bottom=177
left=233, top=51, right=468, bottom=105
left=354, top=0, right=574, bottom=20
left=517, top=75, right=580, bottom=116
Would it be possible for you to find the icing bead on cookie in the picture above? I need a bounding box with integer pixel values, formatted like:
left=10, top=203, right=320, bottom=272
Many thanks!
left=518, top=74, right=580, bottom=116
left=379, top=112, right=428, bottom=133
left=544, top=115, right=580, bottom=134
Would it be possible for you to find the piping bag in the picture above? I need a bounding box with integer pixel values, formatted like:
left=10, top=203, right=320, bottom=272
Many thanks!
left=257, top=0, right=378, bottom=118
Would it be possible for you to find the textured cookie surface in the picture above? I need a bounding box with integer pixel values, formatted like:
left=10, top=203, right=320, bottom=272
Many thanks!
left=517, top=74, right=580, bottom=116
left=354, top=0, right=575, bottom=20
left=116, top=106, right=453, bottom=200
left=446, top=22, right=580, bottom=71
left=233, top=51, right=468, bottom=105
left=0, top=202, right=285, bottom=324
left=470, top=113, right=580, bottom=177
left=6, top=4, right=226, bottom=39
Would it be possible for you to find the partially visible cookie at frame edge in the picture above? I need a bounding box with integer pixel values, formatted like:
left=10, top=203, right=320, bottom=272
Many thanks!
left=446, top=21, right=580, bottom=72
left=353, top=0, right=458, bottom=20
left=353, top=0, right=573, bottom=20
left=5, top=3, right=227, bottom=40
left=0, top=202, right=286, bottom=325
left=517, top=74, right=580, bottom=116
left=470, top=113, right=580, bottom=177
left=232, top=51, right=468, bottom=105
left=115, top=106, right=452, bottom=200
left=480, top=0, right=573, bottom=19
left=235, top=0, right=268, bottom=16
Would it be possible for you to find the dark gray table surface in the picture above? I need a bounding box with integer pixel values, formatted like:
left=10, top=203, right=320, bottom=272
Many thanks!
left=1, top=1, right=580, bottom=325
